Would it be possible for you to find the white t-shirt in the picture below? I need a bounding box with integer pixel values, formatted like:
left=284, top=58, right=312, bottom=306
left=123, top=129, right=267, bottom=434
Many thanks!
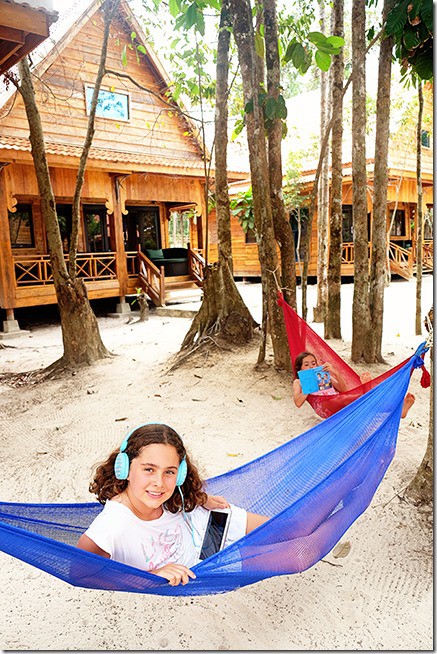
left=84, top=500, right=247, bottom=572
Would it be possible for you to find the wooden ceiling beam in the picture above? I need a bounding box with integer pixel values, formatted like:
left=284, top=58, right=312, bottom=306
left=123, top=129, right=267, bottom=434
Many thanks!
left=0, top=1, right=49, bottom=38
left=0, top=25, right=25, bottom=45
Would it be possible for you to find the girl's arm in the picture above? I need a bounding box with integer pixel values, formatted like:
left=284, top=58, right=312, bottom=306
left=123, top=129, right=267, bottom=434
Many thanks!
left=293, top=378, right=308, bottom=408
left=322, top=363, right=348, bottom=392
left=76, top=533, right=110, bottom=558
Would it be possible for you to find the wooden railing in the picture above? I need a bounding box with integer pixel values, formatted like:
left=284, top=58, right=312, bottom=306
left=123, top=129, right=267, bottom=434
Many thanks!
left=422, top=240, right=433, bottom=270
left=188, top=247, right=205, bottom=286
left=136, top=251, right=165, bottom=307
left=388, top=242, right=414, bottom=279
left=341, top=242, right=354, bottom=264
left=341, top=242, right=414, bottom=279
left=13, top=252, right=117, bottom=286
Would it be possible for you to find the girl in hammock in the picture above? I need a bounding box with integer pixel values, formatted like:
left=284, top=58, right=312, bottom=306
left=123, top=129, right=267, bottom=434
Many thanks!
left=77, top=423, right=268, bottom=586
left=292, top=350, right=415, bottom=417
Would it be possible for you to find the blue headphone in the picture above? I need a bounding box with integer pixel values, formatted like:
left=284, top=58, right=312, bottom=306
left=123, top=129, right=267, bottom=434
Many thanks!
left=113, top=422, right=188, bottom=486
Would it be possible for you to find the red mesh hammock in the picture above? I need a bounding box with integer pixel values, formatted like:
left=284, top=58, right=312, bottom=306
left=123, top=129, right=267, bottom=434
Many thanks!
left=278, top=293, right=429, bottom=419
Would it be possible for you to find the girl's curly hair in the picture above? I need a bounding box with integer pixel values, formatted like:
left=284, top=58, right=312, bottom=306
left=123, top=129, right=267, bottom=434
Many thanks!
left=89, top=424, right=207, bottom=512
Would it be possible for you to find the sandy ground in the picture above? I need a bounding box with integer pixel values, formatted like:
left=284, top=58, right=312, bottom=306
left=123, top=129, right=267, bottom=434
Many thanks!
left=0, top=277, right=433, bottom=652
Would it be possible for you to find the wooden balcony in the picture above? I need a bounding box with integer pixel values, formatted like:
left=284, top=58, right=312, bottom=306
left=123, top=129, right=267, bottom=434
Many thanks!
left=10, top=249, right=206, bottom=309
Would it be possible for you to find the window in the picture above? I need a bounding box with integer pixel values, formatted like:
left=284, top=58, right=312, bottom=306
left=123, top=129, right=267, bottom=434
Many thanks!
left=8, top=204, right=34, bottom=248
left=83, top=205, right=111, bottom=252
left=169, top=210, right=191, bottom=248
left=85, top=86, right=130, bottom=121
left=124, top=207, right=161, bottom=252
left=424, top=208, right=433, bottom=240
left=56, top=204, right=73, bottom=253
left=390, top=209, right=406, bottom=237
left=245, top=228, right=257, bottom=244
left=421, top=130, right=430, bottom=148
left=342, top=205, right=353, bottom=242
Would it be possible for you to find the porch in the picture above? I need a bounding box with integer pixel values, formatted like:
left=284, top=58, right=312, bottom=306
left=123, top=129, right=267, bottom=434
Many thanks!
left=340, top=240, right=433, bottom=280
left=10, top=246, right=205, bottom=310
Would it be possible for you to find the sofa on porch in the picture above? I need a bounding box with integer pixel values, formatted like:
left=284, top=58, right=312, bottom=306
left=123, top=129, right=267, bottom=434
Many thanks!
left=144, top=247, right=189, bottom=276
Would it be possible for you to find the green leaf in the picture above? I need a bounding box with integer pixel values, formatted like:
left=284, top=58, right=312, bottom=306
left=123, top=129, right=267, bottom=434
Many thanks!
left=169, top=0, right=180, bottom=17
left=196, top=10, right=205, bottom=36
left=137, top=44, right=147, bottom=55
left=255, top=30, right=265, bottom=59
left=130, top=31, right=136, bottom=40
left=315, top=49, right=331, bottom=71
left=265, top=96, right=276, bottom=120
left=291, top=42, right=306, bottom=69
left=326, top=35, right=345, bottom=48
left=284, top=39, right=298, bottom=64
left=121, top=44, right=127, bottom=67
left=385, top=0, right=410, bottom=35
left=420, top=0, right=433, bottom=30
left=403, top=27, right=421, bottom=51
left=308, top=31, right=326, bottom=46
left=185, top=3, right=198, bottom=30
left=245, top=98, right=254, bottom=114
left=413, top=49, right=433, bottom=79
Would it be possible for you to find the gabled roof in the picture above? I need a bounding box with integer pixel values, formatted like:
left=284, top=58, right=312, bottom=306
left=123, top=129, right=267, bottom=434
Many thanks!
left=0, top=0, right=235, bottom=177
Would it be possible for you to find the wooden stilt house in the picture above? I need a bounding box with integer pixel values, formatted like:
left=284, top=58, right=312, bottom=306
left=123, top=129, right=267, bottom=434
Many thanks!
left=208, top=86, right=433, bottom=281
left=0, top=0, right=246, bottom=334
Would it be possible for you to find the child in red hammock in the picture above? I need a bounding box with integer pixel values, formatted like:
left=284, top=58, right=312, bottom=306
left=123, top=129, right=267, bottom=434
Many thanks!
left=292, top=351, right=415, bottom=418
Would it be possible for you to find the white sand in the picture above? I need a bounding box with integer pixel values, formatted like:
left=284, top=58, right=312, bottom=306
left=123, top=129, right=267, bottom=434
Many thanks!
left=0, top=277, right=433, bottom=651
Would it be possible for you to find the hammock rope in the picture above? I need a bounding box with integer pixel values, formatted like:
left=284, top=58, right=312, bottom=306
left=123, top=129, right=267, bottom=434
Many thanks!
left=0, top=343, right=428, bottom=596
left=278, top=293, right=430, bottom=418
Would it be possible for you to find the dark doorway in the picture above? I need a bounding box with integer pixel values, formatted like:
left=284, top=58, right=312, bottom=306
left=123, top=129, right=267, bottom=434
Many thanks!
left=342, top=205, right=371, bottom=241
left=290, top=207, right=309, bottom=261
left=83, top=205, right=110, bottom=252
left=124, top=206, right=161, bottom=252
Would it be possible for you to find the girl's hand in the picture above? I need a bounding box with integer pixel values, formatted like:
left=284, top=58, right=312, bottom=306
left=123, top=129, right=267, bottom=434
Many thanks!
left=204, top=494, right=230, bottom=509
left=152, top=563, right=196, bottom=586
left=322, top=362, right=334, bottom=373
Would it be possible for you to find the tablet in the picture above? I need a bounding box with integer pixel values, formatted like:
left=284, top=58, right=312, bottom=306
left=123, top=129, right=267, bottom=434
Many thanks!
left=199, top=509, right=231, bottom=560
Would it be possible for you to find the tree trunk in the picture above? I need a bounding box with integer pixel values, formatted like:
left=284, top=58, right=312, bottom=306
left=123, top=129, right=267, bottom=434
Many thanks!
left=229, top=0, right=290, bottom=370
left=215, top=0, right=234, bottom=273
left=180, top=261, right=255, bottom=350
left=70, top=0, right=121, bottom=278
left=179, top=0, right=256, bottom=353
left=369, top=0, right=394, bottom=362
left=351, top=0, right=371, bottom=362
left=325, top=0, right=344, bottom=340
left=404, top=308, right=433, bottom=504
left=415, top=83, right=424, bottom=336
left=264, top=0, right=297, bottom=311
left=314, top=0, right=330, bottom=323
left=17, top=58, right=110, bottom=369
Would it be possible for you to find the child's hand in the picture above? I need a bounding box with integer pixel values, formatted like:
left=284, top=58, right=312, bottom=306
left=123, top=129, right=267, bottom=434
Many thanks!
left=204, top=494, right=230, bottom=509
left=152, top=563, right=196, bottom=586
left=322, top=362, right=334, bottom=373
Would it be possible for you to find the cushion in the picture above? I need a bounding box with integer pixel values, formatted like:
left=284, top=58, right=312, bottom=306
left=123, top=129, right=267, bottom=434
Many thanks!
left=145, top=248, right=164, bottom=259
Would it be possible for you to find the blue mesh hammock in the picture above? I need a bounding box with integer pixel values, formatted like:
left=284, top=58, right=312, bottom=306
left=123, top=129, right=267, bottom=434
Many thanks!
left=0, top=344, right=428, bottom=597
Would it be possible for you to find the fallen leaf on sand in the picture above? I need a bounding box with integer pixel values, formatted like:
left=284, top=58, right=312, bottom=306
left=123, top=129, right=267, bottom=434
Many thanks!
left=332, top=541, right=351, bottom=558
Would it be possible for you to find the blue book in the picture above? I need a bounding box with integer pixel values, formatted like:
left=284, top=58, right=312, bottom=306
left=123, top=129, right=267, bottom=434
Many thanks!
left=298, top=366, right=332, bottom=394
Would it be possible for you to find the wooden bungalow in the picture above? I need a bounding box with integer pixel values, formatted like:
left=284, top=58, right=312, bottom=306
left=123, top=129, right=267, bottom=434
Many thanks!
left=207, top=87, right=433, bottom=281
left=0, top=0, right=246, bottom=335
